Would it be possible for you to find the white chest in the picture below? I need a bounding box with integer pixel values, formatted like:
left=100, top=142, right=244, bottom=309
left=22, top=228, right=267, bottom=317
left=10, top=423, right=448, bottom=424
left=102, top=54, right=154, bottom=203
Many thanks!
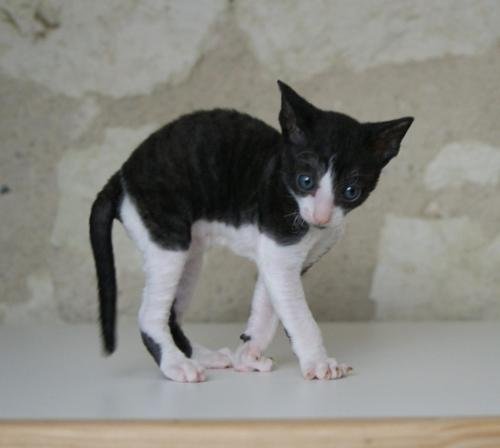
left=305, top=224, right=344, bottom=267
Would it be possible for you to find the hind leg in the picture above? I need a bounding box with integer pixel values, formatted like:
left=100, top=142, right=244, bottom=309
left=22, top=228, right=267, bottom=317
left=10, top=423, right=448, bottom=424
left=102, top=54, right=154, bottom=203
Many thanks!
left=120, top=195, right=204, bottom=382
left=170, top=243, right=232, bottom=369
left=166, top=244, right=203, bottom=358
left=139, top=244, right=205, bottom=382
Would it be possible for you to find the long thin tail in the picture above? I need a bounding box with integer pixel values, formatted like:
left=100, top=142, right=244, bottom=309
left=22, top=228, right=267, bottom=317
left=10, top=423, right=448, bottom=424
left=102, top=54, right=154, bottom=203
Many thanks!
left=89, top=172, right=123, bottom=355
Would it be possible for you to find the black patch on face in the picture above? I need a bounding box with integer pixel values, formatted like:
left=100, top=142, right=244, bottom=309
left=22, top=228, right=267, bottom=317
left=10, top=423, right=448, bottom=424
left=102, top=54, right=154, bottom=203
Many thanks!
left=118, top=83, right=413, bottom=251
left=169, top=306, right=192, bottom=358
left=140, top=331, right=162, bottom=366
left=277, top=83, right=413, bottom=217
left=240, top=333, right=251, bottom=343
left=331, top=116, right=413, bottom=213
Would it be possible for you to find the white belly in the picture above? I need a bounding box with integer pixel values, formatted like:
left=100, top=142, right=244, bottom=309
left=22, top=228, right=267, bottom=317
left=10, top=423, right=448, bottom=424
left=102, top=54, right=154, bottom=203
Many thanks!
left=121, top=192, right=342, bottom=266
left=193, top=219, right=344, bottom=268
left=192, top=220, right=261, bottom=260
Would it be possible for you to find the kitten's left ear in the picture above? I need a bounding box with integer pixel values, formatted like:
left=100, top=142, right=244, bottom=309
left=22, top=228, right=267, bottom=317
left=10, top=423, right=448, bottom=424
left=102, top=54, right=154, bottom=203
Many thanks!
left=366, top=117, right=414, bottom=165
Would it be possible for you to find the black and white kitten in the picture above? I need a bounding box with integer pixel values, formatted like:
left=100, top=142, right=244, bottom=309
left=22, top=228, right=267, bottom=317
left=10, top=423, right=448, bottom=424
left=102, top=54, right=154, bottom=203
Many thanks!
left=90, top=81, right=413, bottom=382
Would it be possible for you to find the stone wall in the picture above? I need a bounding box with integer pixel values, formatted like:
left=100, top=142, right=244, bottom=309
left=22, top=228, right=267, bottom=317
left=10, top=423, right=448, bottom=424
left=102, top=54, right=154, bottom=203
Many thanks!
left=1, top=0, right=499, bottom=324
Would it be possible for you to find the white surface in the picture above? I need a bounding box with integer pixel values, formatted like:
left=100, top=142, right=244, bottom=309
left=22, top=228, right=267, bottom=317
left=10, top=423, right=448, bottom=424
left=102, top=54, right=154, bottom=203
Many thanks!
left=0, top=320, right=499, bottom=420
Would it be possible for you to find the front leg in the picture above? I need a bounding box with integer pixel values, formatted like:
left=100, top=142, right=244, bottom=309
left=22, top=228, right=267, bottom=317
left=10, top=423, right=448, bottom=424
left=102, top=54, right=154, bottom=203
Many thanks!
left=233, top=275, right=278, bottom=372
left=258, top=236, right=351, bottom=380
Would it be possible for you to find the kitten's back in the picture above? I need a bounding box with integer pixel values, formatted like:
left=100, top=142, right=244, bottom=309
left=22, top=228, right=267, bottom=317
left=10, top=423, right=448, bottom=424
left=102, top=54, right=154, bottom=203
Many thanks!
left=120, top=109, right=283, bottom=248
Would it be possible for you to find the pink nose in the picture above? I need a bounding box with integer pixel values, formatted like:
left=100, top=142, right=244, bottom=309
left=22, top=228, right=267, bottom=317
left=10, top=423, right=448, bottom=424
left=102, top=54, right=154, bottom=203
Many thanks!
left=313, top=210, right=332, bottom=225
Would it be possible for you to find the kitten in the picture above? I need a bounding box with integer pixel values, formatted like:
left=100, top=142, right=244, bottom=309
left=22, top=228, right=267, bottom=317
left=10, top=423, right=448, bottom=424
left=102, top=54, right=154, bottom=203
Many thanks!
left=90, top=81, right=413, bottom=382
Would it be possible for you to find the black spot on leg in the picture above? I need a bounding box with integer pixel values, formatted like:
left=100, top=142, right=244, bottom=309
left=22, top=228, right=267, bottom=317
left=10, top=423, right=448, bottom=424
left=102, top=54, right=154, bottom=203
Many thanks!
left=141, top=331, right=162, bottom=365
left=283, top=327, right=291, bottom=341
left=169, top=305, right=192, bottom=358
left=301, top=264, right=312, bottom=276
left=141, top=303, right=192, bottom=365
left=240, top=333, right=251, bottom=343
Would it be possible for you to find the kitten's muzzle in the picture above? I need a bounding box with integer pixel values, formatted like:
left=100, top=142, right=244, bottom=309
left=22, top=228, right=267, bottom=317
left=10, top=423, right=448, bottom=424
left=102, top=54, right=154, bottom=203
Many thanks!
left=312, top=210, right=332, bottom=225
left=312, top=196, right=334, bottom=225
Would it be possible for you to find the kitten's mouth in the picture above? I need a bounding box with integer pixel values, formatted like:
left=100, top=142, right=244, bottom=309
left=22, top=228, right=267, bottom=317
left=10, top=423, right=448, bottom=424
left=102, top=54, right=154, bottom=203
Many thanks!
left=300, top=212, right=332, bottom=229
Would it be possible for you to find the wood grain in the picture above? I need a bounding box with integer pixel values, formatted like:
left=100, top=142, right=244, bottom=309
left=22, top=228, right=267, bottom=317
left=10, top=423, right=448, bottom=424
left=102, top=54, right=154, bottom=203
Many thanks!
left=1, top=418, right=500, bottom=448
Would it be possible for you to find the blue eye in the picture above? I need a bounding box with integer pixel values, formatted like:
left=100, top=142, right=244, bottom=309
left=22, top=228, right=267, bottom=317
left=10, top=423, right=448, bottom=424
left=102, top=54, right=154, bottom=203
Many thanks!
left=343, top=185, right=361, bottom=201
left=297, top=174, right=314, bottom=191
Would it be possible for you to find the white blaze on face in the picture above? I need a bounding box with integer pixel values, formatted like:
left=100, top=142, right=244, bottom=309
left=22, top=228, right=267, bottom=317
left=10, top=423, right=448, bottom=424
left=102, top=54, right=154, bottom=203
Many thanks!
left=296, top=168, right=335, bottom=226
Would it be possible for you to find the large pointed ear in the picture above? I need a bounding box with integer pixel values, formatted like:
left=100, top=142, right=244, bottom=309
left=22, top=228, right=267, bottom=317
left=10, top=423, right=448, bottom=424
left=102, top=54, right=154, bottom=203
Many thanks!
left=277, top=80, right=319, bottom=145
left=365, top=117, right=414, bottom=165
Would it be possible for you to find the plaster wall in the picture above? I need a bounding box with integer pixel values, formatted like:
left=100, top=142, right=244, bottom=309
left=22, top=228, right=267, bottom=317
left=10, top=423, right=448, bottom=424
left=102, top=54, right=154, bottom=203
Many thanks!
left=1, top=0, right=499, bottom=324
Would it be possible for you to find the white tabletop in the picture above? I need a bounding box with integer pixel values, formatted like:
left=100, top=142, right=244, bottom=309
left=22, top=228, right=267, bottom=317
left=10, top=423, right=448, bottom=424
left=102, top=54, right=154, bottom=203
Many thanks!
left=0, top=320, right=499, bottom=420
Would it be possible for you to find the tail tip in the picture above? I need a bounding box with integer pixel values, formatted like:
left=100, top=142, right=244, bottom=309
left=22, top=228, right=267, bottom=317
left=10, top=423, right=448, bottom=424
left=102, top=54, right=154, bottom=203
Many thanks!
left=102, top=335, right=116, bottom=356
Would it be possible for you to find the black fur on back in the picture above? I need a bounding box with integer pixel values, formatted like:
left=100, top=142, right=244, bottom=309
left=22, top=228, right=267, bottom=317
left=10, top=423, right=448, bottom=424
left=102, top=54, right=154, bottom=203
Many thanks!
left=120, top=109, right=300, bottom=250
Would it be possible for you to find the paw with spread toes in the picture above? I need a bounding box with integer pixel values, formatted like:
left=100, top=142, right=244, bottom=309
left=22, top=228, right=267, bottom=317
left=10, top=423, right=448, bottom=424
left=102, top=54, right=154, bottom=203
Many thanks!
left=161, top=358, right=206, bottom=383
left=192, top=344, right=233, bottom=369
left=302, top=358, right=352, bottom=380
left=230, top=342, right=273, bottom=372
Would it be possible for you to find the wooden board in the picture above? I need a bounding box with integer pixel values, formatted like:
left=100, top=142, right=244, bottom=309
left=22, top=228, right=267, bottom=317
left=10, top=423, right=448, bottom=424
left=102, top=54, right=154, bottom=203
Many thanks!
left=2, top=419, right=500, bottom=448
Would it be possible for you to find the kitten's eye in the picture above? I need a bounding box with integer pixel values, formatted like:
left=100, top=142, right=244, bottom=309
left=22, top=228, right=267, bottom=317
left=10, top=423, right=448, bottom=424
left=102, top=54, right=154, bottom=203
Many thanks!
left=343, top=185, right=361, bottom=202
left=297, top=174, right=315, bottom=191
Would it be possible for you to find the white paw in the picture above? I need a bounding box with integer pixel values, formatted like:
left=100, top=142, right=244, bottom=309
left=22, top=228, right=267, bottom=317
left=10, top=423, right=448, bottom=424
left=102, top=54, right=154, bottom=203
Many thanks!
left=232, top=342, right=273, bottom=372
left=301, top=358, right=352, bottom=380
left=161, top=358, right=206, bottom=383
left=192, top=344, right=233, bottom=369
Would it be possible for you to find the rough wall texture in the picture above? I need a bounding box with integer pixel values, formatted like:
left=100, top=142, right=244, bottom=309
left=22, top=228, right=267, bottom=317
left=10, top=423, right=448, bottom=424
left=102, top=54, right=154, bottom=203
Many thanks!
left=1, top=0, right=499, bottom=324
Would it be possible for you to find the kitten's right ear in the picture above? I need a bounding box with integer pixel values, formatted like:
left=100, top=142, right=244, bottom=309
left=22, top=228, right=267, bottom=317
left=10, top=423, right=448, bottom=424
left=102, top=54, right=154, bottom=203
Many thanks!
left=277, top=80, right=318, bottom=146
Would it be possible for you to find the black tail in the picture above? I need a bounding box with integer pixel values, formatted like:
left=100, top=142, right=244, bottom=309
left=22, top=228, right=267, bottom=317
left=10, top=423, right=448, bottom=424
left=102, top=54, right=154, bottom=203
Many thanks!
left=89, top=173, right=123, bottom=355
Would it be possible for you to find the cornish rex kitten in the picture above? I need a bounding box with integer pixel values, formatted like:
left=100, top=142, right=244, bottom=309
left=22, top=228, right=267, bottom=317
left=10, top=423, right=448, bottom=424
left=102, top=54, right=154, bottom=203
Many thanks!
left=89, top=81, right=413, bottom=382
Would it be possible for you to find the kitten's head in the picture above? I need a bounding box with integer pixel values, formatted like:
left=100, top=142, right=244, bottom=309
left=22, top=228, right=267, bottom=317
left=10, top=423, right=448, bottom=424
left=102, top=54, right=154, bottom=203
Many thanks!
left=277, top=81, right=413, bottom=228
